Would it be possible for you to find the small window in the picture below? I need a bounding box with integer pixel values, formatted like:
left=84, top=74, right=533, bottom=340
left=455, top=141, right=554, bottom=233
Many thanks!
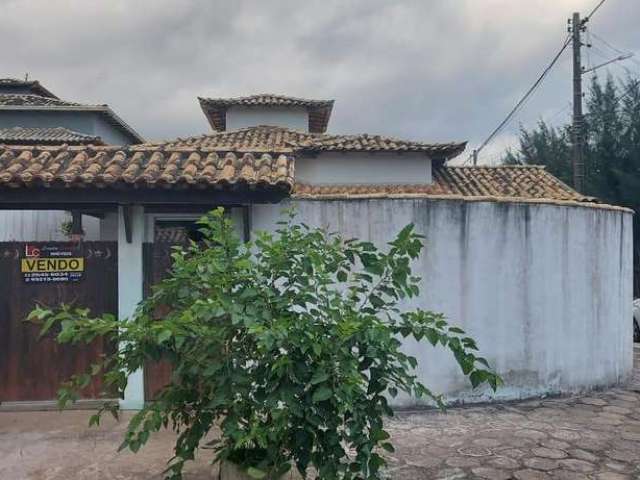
left=154, top=220, right=204, bottom=244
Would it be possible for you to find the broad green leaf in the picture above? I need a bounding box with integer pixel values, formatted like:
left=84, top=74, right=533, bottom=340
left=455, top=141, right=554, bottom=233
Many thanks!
left=311, top=386, right=332, bottom=403
left=156, top=329, right=172, bottom=343
left=246, top=467, right=267, bottom=479
left=310, top=371, right=330, bottom=385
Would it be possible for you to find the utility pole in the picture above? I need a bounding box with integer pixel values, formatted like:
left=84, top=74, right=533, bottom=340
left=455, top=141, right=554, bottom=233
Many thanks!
left=569, top=12, right=586, bottom=192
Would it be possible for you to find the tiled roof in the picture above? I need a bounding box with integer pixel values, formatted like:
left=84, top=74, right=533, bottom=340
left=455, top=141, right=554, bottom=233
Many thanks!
left=0, top=145, right=293, bottom=191
left=151, top=125, right=466, bottom=157
left=0, top=127, right=102, bottom=145
left=0, top=94, right=144, bottom=144
left=199, top=94, right=334, bottom=133
left=296, top=133, right=466, bottom=154
left=294, top=166, right=596, bottom=204
left=0, top=78, right=58, bottom=98
left=0, top=94, right=85, bottom=107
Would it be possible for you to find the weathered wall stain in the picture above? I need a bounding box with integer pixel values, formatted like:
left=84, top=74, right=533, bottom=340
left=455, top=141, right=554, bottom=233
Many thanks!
left=253, top=198, right=634, bottom=406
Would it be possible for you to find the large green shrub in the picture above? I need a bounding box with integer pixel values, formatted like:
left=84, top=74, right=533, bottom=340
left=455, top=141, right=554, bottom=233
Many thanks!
left=29, top=208, right=500, bottom=479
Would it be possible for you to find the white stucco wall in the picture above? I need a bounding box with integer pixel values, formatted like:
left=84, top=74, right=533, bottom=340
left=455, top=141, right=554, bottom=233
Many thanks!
left=0, top=211, right=100, bottom=241
left=226, top=106, right=309, bottom=131
left=252, top=198, right=634, bottom=406
left=295, top=152, right=432, bottom=185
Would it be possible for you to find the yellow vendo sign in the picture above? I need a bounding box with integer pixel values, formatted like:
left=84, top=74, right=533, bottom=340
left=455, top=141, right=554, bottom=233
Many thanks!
left=21, top=257, right=84, bottom=273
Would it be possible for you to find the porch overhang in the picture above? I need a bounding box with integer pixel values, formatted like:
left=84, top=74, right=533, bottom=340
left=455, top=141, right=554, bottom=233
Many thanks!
left=0, top=144, right=295, bottom=212
left=0, top=185, right=289, bottom=210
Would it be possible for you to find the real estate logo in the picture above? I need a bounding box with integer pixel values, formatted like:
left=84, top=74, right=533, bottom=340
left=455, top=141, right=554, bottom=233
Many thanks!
left=24, top=244, right=41, bottom=258
left=20, top=244, right=85, bottom=283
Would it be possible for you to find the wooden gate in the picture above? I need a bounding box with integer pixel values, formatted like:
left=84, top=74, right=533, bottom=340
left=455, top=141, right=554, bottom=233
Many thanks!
left=0, top=241, right=117, bottom=402
left=143, top=241, right=179, bottom=400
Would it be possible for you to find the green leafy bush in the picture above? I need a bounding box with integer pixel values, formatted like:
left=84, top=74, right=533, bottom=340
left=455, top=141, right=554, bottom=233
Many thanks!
left=29, top=208, right=500, bottom=479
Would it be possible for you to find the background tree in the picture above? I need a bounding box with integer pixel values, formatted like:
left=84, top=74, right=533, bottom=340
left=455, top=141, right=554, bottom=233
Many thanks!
left=505, top=74, right=640, bottom=296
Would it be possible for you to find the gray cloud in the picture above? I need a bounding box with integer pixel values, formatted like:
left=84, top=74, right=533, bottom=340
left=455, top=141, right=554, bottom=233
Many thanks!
left=2, top=0, right=639, bottom=163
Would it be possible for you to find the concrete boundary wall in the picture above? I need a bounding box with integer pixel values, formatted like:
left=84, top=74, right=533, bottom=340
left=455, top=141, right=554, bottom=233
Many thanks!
left=252, top=198, right=634, bottom=406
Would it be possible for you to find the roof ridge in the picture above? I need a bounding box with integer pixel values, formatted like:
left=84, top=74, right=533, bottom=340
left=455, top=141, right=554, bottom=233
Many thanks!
left=445, top=164, right=546, bottom=169
left=199, top=93, right=334, bottom=103
left=0, top=92, right=105, bottom=107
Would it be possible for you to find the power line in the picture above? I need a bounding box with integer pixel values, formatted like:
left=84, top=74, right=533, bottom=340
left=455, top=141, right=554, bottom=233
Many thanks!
left=590, top=31, right=625, bottom=55
left=588, top=38, right=639, bottom=78
left=470, top=35, right=571, bottom=163
left=586, top=0, right=609, bottom=21
left=589, top=31, right=640, bottom=70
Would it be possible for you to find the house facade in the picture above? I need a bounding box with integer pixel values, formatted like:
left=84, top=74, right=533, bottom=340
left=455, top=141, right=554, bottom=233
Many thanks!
left=0, top=93, right=632, bottom=409
left=0, top=78, right=144, bottom=242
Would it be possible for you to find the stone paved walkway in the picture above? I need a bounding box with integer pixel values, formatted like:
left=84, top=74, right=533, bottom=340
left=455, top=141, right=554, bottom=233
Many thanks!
left=385, top=345, right=640, bottom=480
left=0, top=346, right=638, bottom=479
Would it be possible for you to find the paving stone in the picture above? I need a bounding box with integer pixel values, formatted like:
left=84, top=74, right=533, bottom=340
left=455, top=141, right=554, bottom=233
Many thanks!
left=580, top=397, right=608, bottom=406
left=489, top=456, right=521, bottom=469
left=471, top=466, right=513, bottom=479
left=603, top=461, right=633, bottom=473
left=620, top=431, right=640, bottom=441
left=604, top=450, right=636, bottom=462
left=524, top=457, right=559, bottom=471
left=4, top=350, right=640, bottom=479
left=405, top=454, right=443, bottom=469
left=550, top=430, right=582, bottom=441
left=514, top=469, right=551, bottom=479
left=595, top=473, right=631, bottom=480
left=445, top=456, right=480, bottom=468
left=540, top=439, right=572, bottom=450
left=567, top=448, right=599, bottom=463
left=499, top=448, right=528, bottom=459
left=433, top=467, right=468, bottom=480
left=516, top=429, right=549, bottom=441
left=550, top=470, right=591, bottom=480
left=471, top=437, right=503, bottom=448
left=602, top=406, right=633, bottom=415
left=557, top=459, right=596, bottom=473
left=531, top=447, right=569, bottom=459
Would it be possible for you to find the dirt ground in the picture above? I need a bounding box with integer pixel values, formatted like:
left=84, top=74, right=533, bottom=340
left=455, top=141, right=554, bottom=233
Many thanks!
left=1, top=346, right=639, bottom=480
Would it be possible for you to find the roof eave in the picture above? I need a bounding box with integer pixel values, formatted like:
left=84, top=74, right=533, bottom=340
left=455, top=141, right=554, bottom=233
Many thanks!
left=0, top=105, right=145, bottom=144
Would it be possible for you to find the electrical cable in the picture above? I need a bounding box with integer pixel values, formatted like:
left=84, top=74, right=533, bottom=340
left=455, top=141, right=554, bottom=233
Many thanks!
left=586, top=0, right=609, bottom=21
left=470, top=35, right=571, bottom=163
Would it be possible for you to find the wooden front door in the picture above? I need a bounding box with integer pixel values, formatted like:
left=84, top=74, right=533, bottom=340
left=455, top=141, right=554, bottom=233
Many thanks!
left=143, top=241, right=179, bottom=400
left=0, top=241, right=117, bottom=402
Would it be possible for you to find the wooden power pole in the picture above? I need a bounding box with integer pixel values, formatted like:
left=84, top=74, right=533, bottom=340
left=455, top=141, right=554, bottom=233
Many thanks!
left=570, top=12, right=586, bottom=193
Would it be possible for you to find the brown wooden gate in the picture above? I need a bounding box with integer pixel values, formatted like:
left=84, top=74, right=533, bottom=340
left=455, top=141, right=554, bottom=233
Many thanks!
left=0, top=241, right=117, bottom=402
left=143, top=241, right=178, bottom=400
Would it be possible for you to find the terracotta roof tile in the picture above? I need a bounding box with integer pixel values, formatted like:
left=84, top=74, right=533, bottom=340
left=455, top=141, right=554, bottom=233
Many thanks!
left=151, top=125, right=465, bottom=157
left=0, top=94, right=144, bottom=144
left=294, top=166, right=596, bottom=203
left=0, top=127, right=103, bottom=145
left=0, top=94, right=87, bottom=107
left=0, top=145, right=293, bottom=191
left=199, top=94, right=334, bottom=133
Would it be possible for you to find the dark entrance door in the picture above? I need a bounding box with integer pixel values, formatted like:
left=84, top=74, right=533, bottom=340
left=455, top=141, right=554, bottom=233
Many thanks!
left=0, top=241, right=117, bottom=402
left=143, top=241, right=179, bottom=400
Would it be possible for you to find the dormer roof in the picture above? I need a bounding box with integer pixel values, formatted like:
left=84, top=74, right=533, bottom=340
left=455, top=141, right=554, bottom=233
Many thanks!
left=199, top=94, right=334, bottom=133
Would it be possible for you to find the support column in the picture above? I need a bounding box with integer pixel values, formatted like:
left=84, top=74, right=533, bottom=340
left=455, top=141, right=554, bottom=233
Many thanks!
left=118, top=205, right=145, bottom=410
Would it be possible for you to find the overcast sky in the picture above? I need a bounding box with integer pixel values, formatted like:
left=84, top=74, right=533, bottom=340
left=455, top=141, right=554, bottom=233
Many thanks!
left=2, top=0, right=639, bottom=163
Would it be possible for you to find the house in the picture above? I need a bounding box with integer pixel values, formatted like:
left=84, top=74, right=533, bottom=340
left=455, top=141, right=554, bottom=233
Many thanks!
left=0, top=93, right=632, bottom=409
left=0, top=78, right=144, bottom=241
left=0, top=78, right=143, bottom=145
